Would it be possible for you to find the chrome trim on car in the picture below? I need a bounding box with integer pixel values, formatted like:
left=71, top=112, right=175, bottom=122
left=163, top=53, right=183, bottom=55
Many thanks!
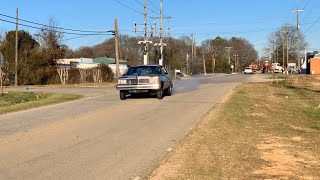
left=116, top=84, right=161, bottom=90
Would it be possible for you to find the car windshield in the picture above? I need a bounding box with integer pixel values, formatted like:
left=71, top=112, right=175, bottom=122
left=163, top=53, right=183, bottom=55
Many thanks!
left=126, top=66, right=162, bottom=76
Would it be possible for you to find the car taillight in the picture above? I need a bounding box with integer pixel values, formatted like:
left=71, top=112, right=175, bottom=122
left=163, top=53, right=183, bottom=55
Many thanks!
left=149, top=77, right=160, bottom=83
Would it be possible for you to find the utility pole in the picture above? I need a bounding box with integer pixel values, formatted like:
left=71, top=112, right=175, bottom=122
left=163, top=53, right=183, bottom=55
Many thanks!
left=233, top=54, right=239, bottom=73
left=138, top=0, right=152, bottom=65
left=281, top=31, right=286, bottom=70
left=202, top=51, right=206, bottom=75
left=186, top=53, right=189, bottom=75
left=153, top=0, right=171, bottom=66
left=286, top=29, right=289, bottom=71
left=282, top=25, right=290, bottom=71
left=225, top=47, right=233, bottom=64
left=143, top=0, right=147, bottom=64
left=194, top=37, right=197, bottom=59
left=0, top=52, right=3, bottom=96
left=191, top=34, right=194, bottom=61
left=114, top=18, right=120, bottom=78
left=291, top=8, right=304, bottom=71
left=276, top=47, right=278, bottom=63
left=15, top=8, right=18, bottom=86
left=212, top=47, right=215, bottom=73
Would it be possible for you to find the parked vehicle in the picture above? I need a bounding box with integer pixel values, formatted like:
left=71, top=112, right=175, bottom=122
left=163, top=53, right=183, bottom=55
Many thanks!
left=244, top=67, right=253, bottom=74
left=116, top=65, right=173, bottom=100
left=287, top=63, right=297, bottom=74
left=272, top=63, right=283, bottom=73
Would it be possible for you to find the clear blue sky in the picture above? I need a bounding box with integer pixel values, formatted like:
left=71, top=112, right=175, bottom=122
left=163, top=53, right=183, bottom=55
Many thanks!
left=0, top=0, right=319, bottom=56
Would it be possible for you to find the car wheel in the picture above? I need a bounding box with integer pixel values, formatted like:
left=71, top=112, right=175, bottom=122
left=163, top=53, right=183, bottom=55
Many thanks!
left=156, top=90, right=164, bottom=99
left=165, top=85, right=173, bottom=96
left=120, top=90, right=127, bottom=100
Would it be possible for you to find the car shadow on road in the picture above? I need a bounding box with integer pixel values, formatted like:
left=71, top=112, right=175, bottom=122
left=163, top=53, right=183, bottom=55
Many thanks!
left=127, top=93, right=158, bottom=100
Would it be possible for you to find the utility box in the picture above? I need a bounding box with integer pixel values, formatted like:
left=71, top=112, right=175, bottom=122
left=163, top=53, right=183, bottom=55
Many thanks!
left=310, top=58, right=320, bottom=75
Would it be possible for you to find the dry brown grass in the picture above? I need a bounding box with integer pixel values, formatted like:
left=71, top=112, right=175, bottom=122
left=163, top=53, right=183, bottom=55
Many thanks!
left=149, top=76, right=320, bottom=180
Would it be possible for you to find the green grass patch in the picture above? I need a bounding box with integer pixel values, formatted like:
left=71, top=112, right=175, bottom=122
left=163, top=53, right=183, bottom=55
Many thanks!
left=0, top=92, right=82, bottom=114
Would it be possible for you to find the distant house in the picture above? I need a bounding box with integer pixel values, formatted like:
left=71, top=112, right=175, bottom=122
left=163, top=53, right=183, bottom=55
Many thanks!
left=57, top=57, right=128, bottom=76
left=93, top=57, right=127, bottom=64
left=56, top=58, right=94, bottom=68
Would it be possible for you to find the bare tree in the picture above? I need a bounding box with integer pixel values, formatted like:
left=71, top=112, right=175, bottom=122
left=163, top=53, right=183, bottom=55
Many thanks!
left=266, top=24, right=308, bottom=66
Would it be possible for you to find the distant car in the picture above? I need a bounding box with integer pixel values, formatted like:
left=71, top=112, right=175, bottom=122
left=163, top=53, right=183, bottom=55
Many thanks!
left=244, top=67, right=253, bottom=74
left=116, top=65, right=173, bottom=100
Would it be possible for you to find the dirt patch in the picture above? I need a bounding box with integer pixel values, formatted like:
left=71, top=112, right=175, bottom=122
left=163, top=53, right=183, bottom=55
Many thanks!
left=249, top=112, right=268, bottom=118
left=254, top=135, right=319, bottom=179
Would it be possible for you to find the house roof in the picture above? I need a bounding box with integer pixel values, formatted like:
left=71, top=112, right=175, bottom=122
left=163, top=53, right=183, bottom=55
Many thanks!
left=93, top=57, right=127, bottom=64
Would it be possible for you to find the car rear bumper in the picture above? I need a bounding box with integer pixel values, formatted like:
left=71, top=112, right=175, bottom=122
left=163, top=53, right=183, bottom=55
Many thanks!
left=116, top=84, right=161, bottom=91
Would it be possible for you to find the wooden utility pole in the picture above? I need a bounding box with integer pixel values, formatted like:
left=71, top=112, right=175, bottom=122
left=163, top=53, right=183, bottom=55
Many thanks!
left=0, top=66, right=3, bottom=96
left=202, top=51, right=206, bottom=75
left=15, top=8, right=18, bottom=86
left=282, top=32, right=285, bottom=70
left=212, top=47, right=215, bottom=73
left=286, top=31, right=289, bottom=70
left=186, top=53, right=189, bottom=75
left=0, top=52, right=3, bottom=95
left=191, top=34, right=194, bottom=61
left=282, top=25, right=290, bottom=71
left=285, top=25, right=290, bottom=70
left=194, top=37, right=197, bottom=59
left=114, top=18, right=120, bottom=78
left=225, top=47, right=233, bottom=64
left=291, top=9, right=304, bottom=71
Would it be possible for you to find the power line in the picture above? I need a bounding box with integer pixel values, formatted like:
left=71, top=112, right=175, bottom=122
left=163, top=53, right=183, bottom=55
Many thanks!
left=298, top=0, right=307, bottom=8
left=0, top=18, right=113, bottom=36
left=301, top=0, right=320, bottom=22
left=62, top=33, right=113, bottom=42
left=113, top=0, right=144, bottom=15
left=303, top=15, right=320, bottom=34
left=133, top=0, right=158, bottom=15
left=0, top=13, right=112, bottom=33
left=302, top=0, right=312, bottom=10
left=147, top=0, right=160, bottom=11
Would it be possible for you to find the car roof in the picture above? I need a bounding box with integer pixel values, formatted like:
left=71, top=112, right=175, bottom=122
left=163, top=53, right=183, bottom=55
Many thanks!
left=129, top=65, right=163, bottom=68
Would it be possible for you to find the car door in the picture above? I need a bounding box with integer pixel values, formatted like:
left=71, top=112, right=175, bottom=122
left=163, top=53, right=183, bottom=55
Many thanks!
left=161, top=68, right=171, bottom=89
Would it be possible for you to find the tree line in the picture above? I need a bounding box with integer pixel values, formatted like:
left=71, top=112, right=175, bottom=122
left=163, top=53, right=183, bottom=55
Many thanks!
left=73, top=35, right=258, bottom=74
left=0, top=19, right=258, bottom=85
left=263, top=24, right=319, bottom=66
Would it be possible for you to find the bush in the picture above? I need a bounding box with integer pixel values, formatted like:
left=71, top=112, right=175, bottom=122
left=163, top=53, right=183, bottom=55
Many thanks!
left=68, top=68, right=81, bottom=84
left=98, top=64, right=114, bottom=82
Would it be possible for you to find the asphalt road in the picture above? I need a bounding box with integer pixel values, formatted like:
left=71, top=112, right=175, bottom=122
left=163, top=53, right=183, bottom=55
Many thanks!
left=0, top=74, right=252, bottom=180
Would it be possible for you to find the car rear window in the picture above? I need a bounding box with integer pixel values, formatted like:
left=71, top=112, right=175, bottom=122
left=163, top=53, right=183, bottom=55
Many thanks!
left=127, top=66, right=162, bottom=76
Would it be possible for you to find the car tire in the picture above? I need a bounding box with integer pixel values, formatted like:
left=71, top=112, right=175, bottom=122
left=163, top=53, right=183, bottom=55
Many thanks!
left=156, top=90, right=164, bottom=100
left=120, top=91, right=127, bottom=100
left=165, top=85, right=173, bottom=96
